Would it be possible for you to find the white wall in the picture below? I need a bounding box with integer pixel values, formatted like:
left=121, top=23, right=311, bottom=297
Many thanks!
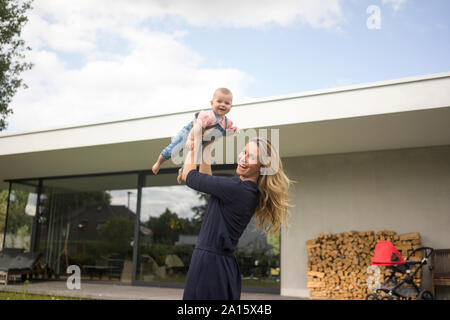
left=281, top=145, right=450, bottom=298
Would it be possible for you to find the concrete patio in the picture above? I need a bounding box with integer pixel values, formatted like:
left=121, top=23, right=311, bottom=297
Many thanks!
left=0, top=280, right=305, bottom=300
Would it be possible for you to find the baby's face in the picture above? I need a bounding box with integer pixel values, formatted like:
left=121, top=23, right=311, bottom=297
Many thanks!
left=211, top=91, right=232, bottom=116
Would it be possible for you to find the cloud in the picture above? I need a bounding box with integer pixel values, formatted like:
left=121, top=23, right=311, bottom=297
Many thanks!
left=5, top=0, right=344, bottom=133
left=155, top=0, right=344, bottom=29
left=382, top=0, right=407, bottom=12
left=10, top=20, right=253, bottom=132
left=32, top=0, right=344, bottom=30
left=23, top=0, right=344, bottom=53
left=140, top=186, right=204, bottom=220
left=109, top=186, right=202, bottom=219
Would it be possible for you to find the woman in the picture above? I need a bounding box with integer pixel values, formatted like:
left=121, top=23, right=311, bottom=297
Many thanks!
left=180, top=137, right=292, bottom=300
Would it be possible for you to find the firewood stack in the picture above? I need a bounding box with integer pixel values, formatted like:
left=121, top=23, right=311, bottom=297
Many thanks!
left=306, top=230, right=423, bottom=300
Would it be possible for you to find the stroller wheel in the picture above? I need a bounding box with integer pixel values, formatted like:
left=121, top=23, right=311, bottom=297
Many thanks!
left=365, top=293, right=379, bottom=300
left=418, top=290, right=433, bottom=300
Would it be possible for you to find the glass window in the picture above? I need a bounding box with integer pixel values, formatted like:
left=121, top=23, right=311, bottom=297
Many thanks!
left=36, top=174, right=138, bottom=283
left=2, top=168, right=280, bottom=291
left=3, top=181, right=39, bottom=252
left=137, top=169, right=280, bottom=290
left=0, top=187, right=8, bottom=250
left=136, top=172, right=204, bottom=283
left=237, top=220, right=280, bottom=289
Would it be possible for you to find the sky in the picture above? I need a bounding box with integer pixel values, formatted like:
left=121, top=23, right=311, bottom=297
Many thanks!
left=109, top=186, right=202, bottom=219
left=2, top=0, right=450, bottom=135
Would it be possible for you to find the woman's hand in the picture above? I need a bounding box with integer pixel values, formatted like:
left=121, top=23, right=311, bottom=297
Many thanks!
left=185, top=138, right=194, bottom=151
left=182, top=122, right=203, bottom=182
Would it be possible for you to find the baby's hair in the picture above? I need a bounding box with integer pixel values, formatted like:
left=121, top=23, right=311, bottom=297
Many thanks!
left=214, top=87, right=232, bottom=98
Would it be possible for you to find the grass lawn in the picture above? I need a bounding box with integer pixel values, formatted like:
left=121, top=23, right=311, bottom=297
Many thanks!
left=138, top=275, right=280, bottom=288
left=0, top=291, right=88, bottom=300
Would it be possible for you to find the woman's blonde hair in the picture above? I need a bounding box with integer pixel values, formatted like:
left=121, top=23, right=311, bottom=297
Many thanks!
left=250, top=138, right=293, bottom=235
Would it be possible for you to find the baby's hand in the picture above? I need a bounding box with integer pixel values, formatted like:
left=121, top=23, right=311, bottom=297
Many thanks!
left=225, top=127, right=239, bottom=136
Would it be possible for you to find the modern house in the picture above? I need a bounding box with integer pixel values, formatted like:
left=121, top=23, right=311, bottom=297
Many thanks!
left=1, top=72, right=449, bottom=297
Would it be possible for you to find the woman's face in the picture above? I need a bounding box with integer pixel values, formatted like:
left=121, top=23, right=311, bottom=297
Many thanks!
left=236, top=141, right=261, bottom=179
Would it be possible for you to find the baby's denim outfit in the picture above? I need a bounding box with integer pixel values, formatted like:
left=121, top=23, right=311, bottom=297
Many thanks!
left=160, top=110, right=229, bottom=163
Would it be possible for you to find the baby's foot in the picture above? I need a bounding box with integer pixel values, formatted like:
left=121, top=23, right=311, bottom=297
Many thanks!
left=177, top=168, right=183, bottom=184
left=152, top=162, right=160, bottom=175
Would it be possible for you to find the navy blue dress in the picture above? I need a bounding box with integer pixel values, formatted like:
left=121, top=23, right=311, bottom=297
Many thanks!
left=182, top=170, right=259, bottom=300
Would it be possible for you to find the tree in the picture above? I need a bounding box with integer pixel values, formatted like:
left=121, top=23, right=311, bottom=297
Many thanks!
left=0, top=188, right=33, bottom=249
left=2, top=189, right=33, bottom=236
left=0, top=189, right=8, bottom=244
left=147, top=208, right=183, bottom=245
left=0, top=0, right=34, bottom=131
left=190, top=191, right=210, bottom=223
left=99, top=216, right=135, bottom=258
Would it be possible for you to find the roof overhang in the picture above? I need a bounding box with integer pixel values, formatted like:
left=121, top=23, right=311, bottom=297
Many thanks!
left=1, top=72, right=450, bottom=189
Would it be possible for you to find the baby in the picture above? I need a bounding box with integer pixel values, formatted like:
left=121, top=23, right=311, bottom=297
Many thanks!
left=152, top=88, right=239, bottom=180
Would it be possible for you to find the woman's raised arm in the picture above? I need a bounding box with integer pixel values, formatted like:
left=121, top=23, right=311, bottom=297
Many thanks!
left=182, top=122, right=205, bottom=181
left=199, top=140, right=213, bottom=176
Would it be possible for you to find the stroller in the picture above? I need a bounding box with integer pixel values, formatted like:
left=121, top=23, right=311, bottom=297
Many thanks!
left=365, top=241, right=434, bottom=300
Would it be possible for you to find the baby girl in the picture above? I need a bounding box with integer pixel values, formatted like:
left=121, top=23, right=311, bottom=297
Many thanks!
left=152, top=88, right=239, bottom=180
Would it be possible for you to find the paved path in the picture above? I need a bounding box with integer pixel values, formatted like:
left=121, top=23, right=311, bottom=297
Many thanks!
left=0, top=280, right=305, bottom=300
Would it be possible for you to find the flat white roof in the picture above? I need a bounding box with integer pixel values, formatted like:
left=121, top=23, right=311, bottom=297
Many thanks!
left=1, top=71, right=450, bottom=188
left=1, top=71, right=449, bottom=140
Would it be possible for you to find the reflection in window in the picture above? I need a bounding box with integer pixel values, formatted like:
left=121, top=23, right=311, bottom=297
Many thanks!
left=3, top=181, right=38, bottom=252
left=137, top=171, right=280, bottom=290
left=236, top=220, right=280, bottom=289
left=2, top=170, right=280, bottom=290
left=137, top=181, right=204, bottom=282
left=36, top=174, right=138, bottom=282
left=1, top=188, right=9, bottom=250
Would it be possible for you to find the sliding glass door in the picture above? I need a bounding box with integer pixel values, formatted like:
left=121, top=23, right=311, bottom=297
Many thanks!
left=35, top=174, right=138, bottom=282
left=2, top=169, right=280, bottom=291
left=2, top=180, right=39, bottom=251
left=135, top=169, right=280, bottom=291
left=135, top=171, right=204, bottom=284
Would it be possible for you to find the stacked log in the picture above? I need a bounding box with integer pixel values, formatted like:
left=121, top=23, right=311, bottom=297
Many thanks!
left=306, top=230, right=423, bottom=300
